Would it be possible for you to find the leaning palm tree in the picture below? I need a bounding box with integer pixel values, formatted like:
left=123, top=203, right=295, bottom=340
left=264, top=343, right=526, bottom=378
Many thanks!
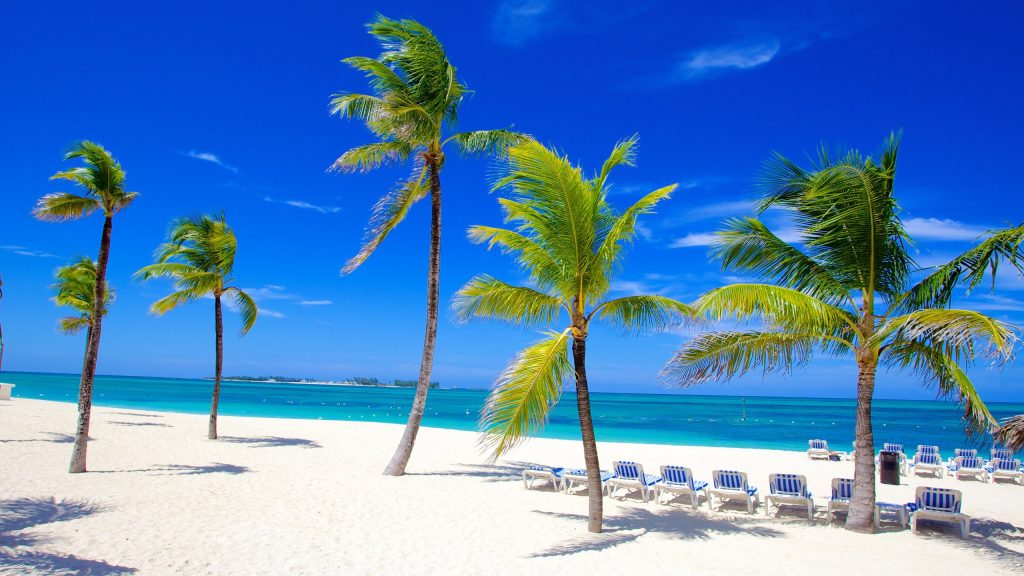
left=34, top=141, right=138, bottom=473
left=995, top=415, right=1024, bottom=451
left=664, top=134, right=1018, bottom=532
left=454, top=137, right=690, bottom=533
left=331, top=15, right=526, bottom=476
left=51, top=257, right=114, bottom=436
left=136, top=213, right=257, bottom=439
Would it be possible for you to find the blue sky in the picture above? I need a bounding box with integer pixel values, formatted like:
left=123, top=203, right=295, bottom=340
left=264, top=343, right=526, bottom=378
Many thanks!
left=2, top=1, right=1023, bottom=401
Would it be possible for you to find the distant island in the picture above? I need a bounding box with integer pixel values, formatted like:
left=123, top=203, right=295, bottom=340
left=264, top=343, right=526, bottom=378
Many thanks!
left=214, top=375, right=440, bottom=389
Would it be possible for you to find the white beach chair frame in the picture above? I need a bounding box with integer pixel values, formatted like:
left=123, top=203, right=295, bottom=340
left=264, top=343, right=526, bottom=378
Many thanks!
left=765, top=473, right=814, bottom=520
left=911, top=487, right=970, bottom=538
left=605, top=461, right=659, bottom=502
left=989, top=459, right=1024, bottom=485
left=522, top=466, right=564, bottom=491
left=708, top=470, right=759, bottom=514
left=911, top=453, right=945, bottom=478
left=952, top=457, right=989, bottom=483
left=807, top=439, right=831, bottom=460
left=653, top=465, right=706, bottom=509
left=826, top=478, right=852, bottom=521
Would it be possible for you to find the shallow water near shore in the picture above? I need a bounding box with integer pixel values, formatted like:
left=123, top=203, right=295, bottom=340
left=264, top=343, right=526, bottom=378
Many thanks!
left=4, top=371, right=1021, bottom=452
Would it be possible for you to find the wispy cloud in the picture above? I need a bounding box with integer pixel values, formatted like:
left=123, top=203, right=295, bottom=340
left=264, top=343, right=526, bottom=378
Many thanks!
left=0, top=244, right=59, bottom=258
left=964, top=294, right=1024, bottom=312
left=259, top=308, right=286, bottom=319
left=679, top=40, right=781, bottom=80
left=182, top=150, right=238, bottom=173
left=903, top=217, right=987, bottom=242
left=670, top=199, right=754, bottom=225
left=493, top=0, right=556, bottom=46
left=244, top=285, right=295, bottom=301
left=263, top=197, right=341, bottom=215
left=299, top=300, right=333, bottom=306
left=671, top=227, right=800, bottom=248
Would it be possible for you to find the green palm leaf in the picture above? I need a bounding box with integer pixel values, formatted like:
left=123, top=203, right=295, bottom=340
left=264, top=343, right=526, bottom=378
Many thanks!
left=479, top=329, right=572, bottom=459
left=342, top=166, right=429, bottom=274
left=453, top=275, right=563, bottom=327
left=592, top=295, right=694, bottom=334
left=695, top=283, right=859, bottom=335
left=330, top=141, right=414, bottom=173
left=32, top=193, right=100, bottom=222
left=447, top=129, right=530, bottom=158
left=226, top=287, right=258, bottom=335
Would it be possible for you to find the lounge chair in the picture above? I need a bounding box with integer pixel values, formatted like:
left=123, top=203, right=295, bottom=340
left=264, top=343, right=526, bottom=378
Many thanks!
left=916, top=445, right=940, bottom=457
left=953, top=456, right=989, bottom=482
left=911, top=452, right=944, bottom=478
left=878, top=443, right=909, bottom=474
left=605, top=461, right=660, bottom=502
left=991, top=447, right=1014, bottom=463
left=562, top=468, right=615, bottom=495
left=522, top=465, right=565, bottom=491
left=808, top=439, right=831, bottom=460
left=987, top=458, right=1024, bottom=485
left=709, top=470, right=759, bottom=514
left=947, top=448, right=978, bottom=473
left=911, top=486, right=970, bottom=538
left=653, top=465, right=707, bottom=509
left=765, top=473, right=814, bottom=519
left=827, top=478, right=853, bottom=521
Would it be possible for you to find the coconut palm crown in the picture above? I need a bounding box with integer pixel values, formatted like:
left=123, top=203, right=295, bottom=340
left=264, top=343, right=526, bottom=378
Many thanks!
left=454, top=137, right=691, bottom=533
left=331, top=14, right=527, bottom=476
left=663, top=133, right=1019, bottom=532
left=52, top=257, right=113, bottom=335
left=136, top=213, right=257, bottom=439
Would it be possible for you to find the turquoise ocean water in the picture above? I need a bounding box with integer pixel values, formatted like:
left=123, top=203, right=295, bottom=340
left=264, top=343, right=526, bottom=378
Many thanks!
left=3, top=371, right=1022, bottom=452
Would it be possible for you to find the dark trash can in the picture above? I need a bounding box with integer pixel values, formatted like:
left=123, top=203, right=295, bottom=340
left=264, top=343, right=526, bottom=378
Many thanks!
left=879, top=451, right=900, bottom=485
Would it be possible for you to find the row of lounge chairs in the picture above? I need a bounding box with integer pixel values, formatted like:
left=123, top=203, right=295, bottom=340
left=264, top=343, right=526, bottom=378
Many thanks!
left=808, top=440, right=1024, bottom=485
left=523, top=462, right=972, bottom=537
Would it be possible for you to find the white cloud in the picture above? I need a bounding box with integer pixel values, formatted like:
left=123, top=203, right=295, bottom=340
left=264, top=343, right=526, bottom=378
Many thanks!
left=0, top=245, right=58, bottom=258
left=669, top=233, right=718, bottom=248
left=903, top=217, right=987, bottom=242
left=493, top=0, right=555, bottom=46
left=264, top=197, right=341, bottom=214
left=182, top=150, right=238, bottom=173
left=679, top=200, right=754, bottom=223
left=260, top=308, right=286, bottom=319
left=964, top=294, right=1024, bottom=312
left=634, top=221, right=653, bottom=242
left=678, top=40, right=780, bottom=80
left=243, top=285, right=294, bottom=301
left=299, top=300, right=333, bottom=306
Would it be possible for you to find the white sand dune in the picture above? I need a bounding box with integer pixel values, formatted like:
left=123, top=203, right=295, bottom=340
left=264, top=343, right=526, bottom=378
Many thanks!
left=1, top=398, right=1022, bottom=575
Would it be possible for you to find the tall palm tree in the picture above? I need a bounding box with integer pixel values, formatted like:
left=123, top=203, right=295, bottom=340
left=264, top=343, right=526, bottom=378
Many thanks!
left=453, top=137, right=690, bottom=533
left=136, top=214, right=257, bottom=439
left=331, top=15, right=526, bottom=476
left=663, top=134, right=1018, bottom=531
left=33, top=141, right=138, bottom=473
left=51, top=257, right=113, bottom=436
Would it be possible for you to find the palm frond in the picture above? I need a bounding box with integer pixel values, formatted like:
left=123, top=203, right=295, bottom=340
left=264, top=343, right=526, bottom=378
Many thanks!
left=594, top=183, right=675, bottom=277
left=592, top=295, right=694, bottom=334
left=881, top=340, right=997, bottom=433
left=466, top=225, right=562, bottom=291
left=342, top=163, right=430, bottom=274
left=225, top=287, right=258, bottom=335
left=150, top=290, right=199, bottom=315
left=330, top=141, right=415, bottom=173
left=994, top=415, right=1024, bottom=452
left=895, top=224, right=1024, bottom=312
left=452, top=275, right=563, bottom=327
left=447, top=129, right=530, bottom=158
left=592, top=135, right=638, bottom=192
left=341, top=55, right=410, bottom=95
left=663, top=330, right=842, bottom=386
left=877, top=308, right=1017, bottom=363
left=32, top=193, right=100, bottom=222
left=695, top=283, right=859, bottom=336
left=58, top=315, right=91, bottom=335
left=713, top=217, right=853, bottom=307
left=134, top=262, right=205, bottom=282
left=479, top=329, right=572, bottom=459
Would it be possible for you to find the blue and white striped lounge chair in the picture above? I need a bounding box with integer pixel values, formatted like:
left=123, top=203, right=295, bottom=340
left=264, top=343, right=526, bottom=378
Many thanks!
left=990, top=447, right=1014, bottom=464
left=916, top=445, right=940, bottom=457
left=952, top=456, right=988, bottom=482
left=911, top=486, right=970, bottom=538
left=808, top=439, right=831, bottom=460
left=947, top=448, right=978, bottom=472
left=878, top=443, right=909, bottom=474
left=987, top=458, right=1024, bottom=485
left=605, top=461, right=661, bottom=502
left=709, top=470, right=759, bottom=514
left=653, top=465, right=708, bottom=509
left=523, top=465, right=566, bottom=491
left=765, top=473, right=814, bottom=519
left=911, top=452, right=944, bottom=478
left=562, top=468, right=615, bottom=495
left=827, top=478, right=852, bottom=521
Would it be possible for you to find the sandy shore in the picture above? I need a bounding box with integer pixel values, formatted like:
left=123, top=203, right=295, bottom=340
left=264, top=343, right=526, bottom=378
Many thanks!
left=1, top=398, right=1022, bottom=575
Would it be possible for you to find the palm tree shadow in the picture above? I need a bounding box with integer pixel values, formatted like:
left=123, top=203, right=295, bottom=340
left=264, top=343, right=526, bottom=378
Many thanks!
left=406, top=461, right=529, bottom=482
left=0, top=497, right=136, bottom=574
left=93, top=463, right=250, bottom=476
left=528, top=507, right=783, bottom=558
left=944, top=517, right=1024, bottom=570
left=107, top=412, right=162, bottom=419
left=107, top=421, right=170, bottom=428
left=219, top=436, right=321, bottom=449
left=0, top=432, right=75, bottom=444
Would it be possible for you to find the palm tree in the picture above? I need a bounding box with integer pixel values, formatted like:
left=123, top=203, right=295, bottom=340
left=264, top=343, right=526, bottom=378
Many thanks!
left=34, top=141, right=138, bottom=473
left=453, top=137, right=690, bottom=533
left=331, top=15, right=526, bottom=476
left=663, top=134, right=1018, bottom=531
left=136, top=214, right=257, bottom=439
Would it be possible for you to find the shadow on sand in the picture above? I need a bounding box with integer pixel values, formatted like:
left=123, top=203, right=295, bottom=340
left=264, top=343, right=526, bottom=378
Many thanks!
left=219, top=436, right=321, bottom=449
left=528, top=507, right=784, bottom=557
left=0, top=497, right=136, bottom=574
left=407, top=461, right=530, bottom=482
left=0, top=432, right=75, bottom=444
left=107, top=421, right=170, bottom=428
left=92, top=463, right=251, bottom=476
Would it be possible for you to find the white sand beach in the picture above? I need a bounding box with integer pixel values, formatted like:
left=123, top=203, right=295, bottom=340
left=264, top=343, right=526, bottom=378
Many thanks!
left=1, top=398, right=1022, bottom=575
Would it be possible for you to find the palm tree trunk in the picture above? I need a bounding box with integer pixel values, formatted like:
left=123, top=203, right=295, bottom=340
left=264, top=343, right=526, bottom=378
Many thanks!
left=209, top=294, right=224, bottom=440
left=69, top=215, right=112, bottom=473
left=846, top=358, right=877, bottom=531
left=80, top=325, right=93, bottom=437
left=384, top=155, right=441, bottom=476
left=572, top=334, right=603, bottom=533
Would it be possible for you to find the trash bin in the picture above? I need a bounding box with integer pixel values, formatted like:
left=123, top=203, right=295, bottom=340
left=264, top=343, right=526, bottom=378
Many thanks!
left=879, top=450, right=900, bottom=485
